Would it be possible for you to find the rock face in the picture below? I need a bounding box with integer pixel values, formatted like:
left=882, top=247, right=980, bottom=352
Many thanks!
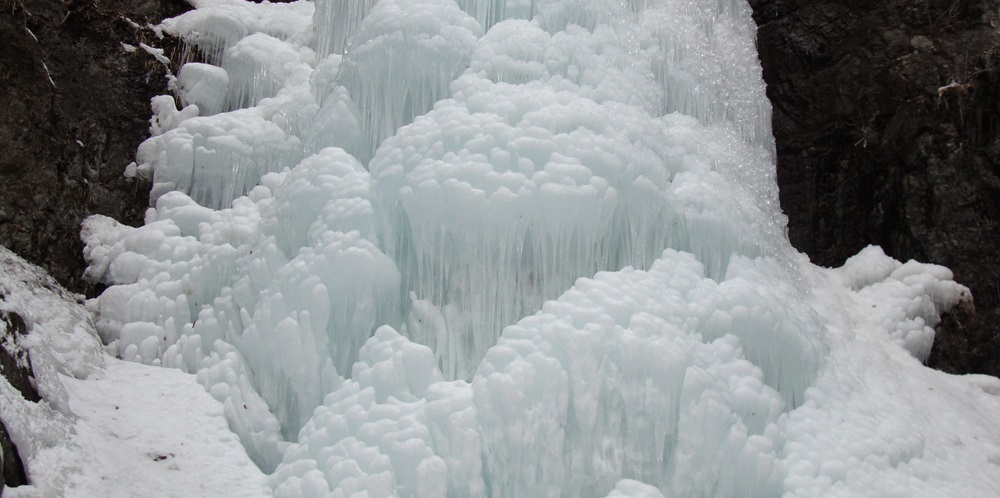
left=0, top=0, right=188, bottom=295
left=1, top=309, right=35, bottom=491
left=750, top=0, right=1000, bottom=376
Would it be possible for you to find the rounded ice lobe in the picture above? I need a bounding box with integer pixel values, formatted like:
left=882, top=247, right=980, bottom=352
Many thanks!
left=269, top=327, right=483, bottom=498
left=136, top=108, right=303, bottom=210
left=234, top=228, right=400, bottom=438
left=834, top=245, right=972, bottom=361
left=472, top=250, right=811, bottom=497
left=223, top=32, right=313, bottom=110
left=265, top=147, right=377, bottom=257
left=84, top=149, right=400, bottom=468
left=160, top=0, right=315, bottom=64
left=469, top=20, right=661, bottom=110
left=176, top=63, right=230, bottom=116
left=162, top=8, right=249, bottom=65
left=605, top=479, right=666, bottom=498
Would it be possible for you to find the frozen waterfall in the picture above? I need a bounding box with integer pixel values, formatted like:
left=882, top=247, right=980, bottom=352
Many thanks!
left=80, top=0, right=994, bottom=496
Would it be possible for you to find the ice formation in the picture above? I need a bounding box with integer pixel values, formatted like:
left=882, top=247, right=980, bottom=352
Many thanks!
left=78, top=0, right=999, bottom=496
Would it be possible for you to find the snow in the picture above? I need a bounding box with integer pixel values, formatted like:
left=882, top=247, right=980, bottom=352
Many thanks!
left=781, top=259, right=999, bottom=497
left=3, top=0, right=999, bottom=496
left=0, top=246, right=264, bottom=497
left=3, top=359, right=267, bottom=498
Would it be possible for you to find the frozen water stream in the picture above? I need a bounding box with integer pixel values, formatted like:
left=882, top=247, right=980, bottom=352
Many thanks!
left=74, top=0, right=998, bottom=496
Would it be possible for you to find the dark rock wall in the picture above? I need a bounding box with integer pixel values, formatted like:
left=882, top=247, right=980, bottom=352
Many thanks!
left=0, top=0, right=187, bottom=295
left=0, top=310, right=36, bottom=491
left=750, top=0, right=1000, bottom=376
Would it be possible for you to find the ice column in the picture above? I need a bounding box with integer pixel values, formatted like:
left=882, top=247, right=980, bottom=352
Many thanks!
left=313, top=0, right=379, bottom=59
left=455, top=0, right=534, bottom=31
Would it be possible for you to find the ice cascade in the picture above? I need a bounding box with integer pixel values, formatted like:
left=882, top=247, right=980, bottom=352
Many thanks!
left=80, top=0, right=985, bottom=496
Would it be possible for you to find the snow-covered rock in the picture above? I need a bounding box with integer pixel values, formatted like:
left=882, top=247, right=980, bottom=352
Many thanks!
left=0, top=246, right=266, bottom=496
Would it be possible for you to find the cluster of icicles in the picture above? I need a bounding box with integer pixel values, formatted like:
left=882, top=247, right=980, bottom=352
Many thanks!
left=80, top=0, right=972, bottom=496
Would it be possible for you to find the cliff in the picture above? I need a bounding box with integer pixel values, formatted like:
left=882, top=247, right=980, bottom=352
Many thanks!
left=750, top=0, right=1000, bottom=376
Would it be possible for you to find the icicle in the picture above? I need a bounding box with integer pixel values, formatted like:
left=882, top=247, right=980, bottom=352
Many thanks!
left=313, top=0, right=380, bottom=59
left=336, top=0, right=483, bottom=160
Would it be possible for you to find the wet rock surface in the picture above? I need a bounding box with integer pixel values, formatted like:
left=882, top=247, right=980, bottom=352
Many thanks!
left=750, top=0, right=1000, bottom=376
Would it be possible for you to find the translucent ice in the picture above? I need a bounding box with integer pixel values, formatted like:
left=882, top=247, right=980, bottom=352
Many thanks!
left=471, top=250, right=807, bottom=497
left=370, top=11, right=784, bottom=377
left=222, top=32, right=314, bottom=111
left=335, top=0, right=483, bottom=157
left=312, top=0, right=379, bottom=59
left=269, top=327, right=481, bottom=498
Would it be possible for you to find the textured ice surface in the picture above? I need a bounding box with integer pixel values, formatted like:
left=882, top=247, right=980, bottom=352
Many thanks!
left=161, top=0, right=315, bottom=65
left=471, top=250, right=801, bottom=497
left=370, top=8, right=784, bottom=377
left=135, top=105, right=304, bottom=209
left=85, top=147, right=399, bottom=469
left=79, top=0, right=1000, bottom=496
left=176, top=62, right=230, bottom=116
left=336, top=0, right=483, bottom=158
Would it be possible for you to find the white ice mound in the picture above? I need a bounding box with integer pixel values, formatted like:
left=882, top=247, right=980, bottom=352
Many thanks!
left=832, top=245, right=971, bottom=361
left=136, top=107, right=303, bottom=209
left=176, top=62, right=230, bottom=116
left=222, top=31, right=315, bottom=111
left=605, top=480, right=666, bottom=498
left=472, top=250, right=817, bottom=497
left=161, top=0, right=315, bottom=65
left=80, top=0, right=999, bottom=495
left=269, top=326, right=467, bottom=498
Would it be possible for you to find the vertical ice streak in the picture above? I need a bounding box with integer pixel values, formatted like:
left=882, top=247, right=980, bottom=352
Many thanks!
left=370, top=0, right=785, bottom=379
left=335, top=0, right=483, bottom=159
left=313, top=0, right=379, bottom=59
